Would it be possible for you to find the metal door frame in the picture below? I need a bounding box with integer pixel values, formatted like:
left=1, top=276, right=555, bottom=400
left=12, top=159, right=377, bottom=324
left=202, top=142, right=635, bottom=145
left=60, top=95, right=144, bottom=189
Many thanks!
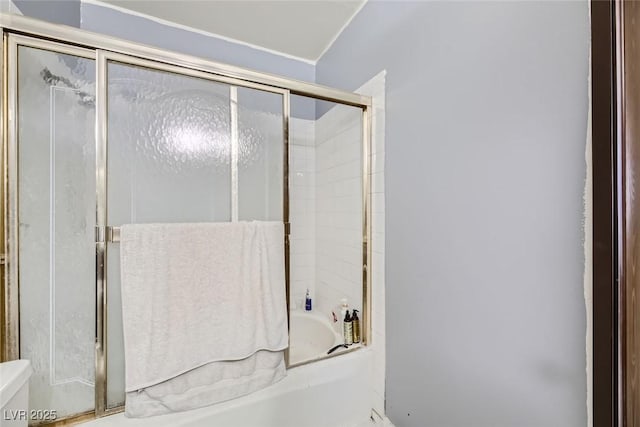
left=0, top=13, right=372, bottom=423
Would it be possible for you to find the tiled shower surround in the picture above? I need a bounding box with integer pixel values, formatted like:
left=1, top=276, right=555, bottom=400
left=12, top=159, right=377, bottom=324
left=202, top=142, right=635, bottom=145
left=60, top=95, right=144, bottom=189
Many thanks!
left=289, top=119, right=316, bottom=310
left=289, top=106, right=363, bottom=320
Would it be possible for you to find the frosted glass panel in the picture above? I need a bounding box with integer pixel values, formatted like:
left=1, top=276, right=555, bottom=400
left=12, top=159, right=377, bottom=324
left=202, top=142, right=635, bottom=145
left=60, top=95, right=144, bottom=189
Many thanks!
left=237, top=87, right=283, bottom=221
left=105, top=62, right=232, bottom=407
left=107, top=62, right=232, bottom=224
left=17, top=46, right=96, bottom=418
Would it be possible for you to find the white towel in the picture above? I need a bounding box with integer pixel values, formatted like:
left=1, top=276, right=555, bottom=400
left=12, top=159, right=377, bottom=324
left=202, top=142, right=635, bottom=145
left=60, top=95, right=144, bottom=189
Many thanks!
left=120, top=221, right=288, bottom=417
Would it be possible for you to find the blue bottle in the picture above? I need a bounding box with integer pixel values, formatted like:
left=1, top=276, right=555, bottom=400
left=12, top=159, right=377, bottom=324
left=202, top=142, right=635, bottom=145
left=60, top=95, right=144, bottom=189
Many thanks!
left=305, top=289, right=312, bottom=311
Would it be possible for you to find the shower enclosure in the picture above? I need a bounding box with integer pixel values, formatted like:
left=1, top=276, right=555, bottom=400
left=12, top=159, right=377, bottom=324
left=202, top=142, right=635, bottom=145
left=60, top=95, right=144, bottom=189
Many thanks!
left=0, top=14, right=371, bottom=425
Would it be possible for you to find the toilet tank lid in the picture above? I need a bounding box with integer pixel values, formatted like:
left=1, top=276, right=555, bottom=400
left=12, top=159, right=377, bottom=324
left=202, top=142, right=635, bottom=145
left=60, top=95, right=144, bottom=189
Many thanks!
left=0, top=360, right=32, bottom=408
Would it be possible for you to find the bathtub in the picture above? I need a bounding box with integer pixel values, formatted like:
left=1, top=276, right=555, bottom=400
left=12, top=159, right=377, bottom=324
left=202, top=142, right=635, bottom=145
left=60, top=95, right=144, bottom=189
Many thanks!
left=289, top=310, right=343, bottom=365
left=0, top=360, right=32, bottom=427
left=83, top=312, right=372, bottom=427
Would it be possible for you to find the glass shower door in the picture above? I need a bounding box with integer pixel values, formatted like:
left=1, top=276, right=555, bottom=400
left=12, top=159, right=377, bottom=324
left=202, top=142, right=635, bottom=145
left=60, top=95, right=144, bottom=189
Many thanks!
left=103, top=56, right=285, bottom=408
left=13, top=41, right=96, bottom=419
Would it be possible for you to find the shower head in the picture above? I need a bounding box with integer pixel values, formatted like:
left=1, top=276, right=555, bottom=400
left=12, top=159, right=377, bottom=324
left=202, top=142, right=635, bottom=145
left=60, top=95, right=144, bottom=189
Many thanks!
left=40, top=67, right=95, bottom=108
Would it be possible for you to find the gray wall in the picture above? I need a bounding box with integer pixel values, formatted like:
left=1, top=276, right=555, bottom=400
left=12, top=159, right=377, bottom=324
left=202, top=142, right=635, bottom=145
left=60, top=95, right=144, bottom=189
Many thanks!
left=12, top=0, right=80, bottom=27
left=80, top=2, right=315, bottom=119
left=316, top=2, right=589, bottom=426
left=78, top=2, right=314, bottom=83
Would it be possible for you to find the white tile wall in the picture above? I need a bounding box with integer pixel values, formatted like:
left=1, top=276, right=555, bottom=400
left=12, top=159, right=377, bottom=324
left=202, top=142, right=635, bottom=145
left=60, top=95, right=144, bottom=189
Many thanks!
left=289, top=118, right=316, bottom=310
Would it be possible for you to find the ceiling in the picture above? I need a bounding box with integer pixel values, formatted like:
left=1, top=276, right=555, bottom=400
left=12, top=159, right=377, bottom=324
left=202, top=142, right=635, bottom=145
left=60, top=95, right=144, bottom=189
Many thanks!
left=96, top=0, right=366, bottom=62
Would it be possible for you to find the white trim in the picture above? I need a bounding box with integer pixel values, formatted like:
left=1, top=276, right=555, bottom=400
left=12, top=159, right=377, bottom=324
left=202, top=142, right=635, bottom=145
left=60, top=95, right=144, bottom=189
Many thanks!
left=382, top=418, right=396, bottom=427
left=230, top=86, right=239, bottom=222
left=584, top=18, right=593, bottom=427
left=49, top=85, right=57, bottom=387
left=1, top=1, right=22, bottom=16
left=315, top=0, right=368, bottom=62
left=81, top=0, right=317, bottom=65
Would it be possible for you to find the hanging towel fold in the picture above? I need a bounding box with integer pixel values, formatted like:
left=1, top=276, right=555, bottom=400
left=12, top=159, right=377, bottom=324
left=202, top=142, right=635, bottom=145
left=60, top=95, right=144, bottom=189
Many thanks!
left=119, top=221, right=288, bottom=417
